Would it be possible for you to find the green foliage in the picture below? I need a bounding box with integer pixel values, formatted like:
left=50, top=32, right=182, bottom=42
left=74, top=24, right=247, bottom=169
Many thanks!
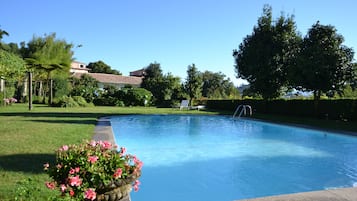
left=0, top=81, right=16, bottom=106
left=184, top=64, right=202, bottom=105
left=70, top=74, right=99, bottom=103
left=22, top=33, right=73, bottom=104
left=53, top=96, right=92, bottom=108
left=141, top=63, right=183, bottom=106
left=72, top=96, right=92, bottom=107
left=124, top=88, right=152, bottom=106
left=292, top=22, right=355, bottom=100
left=340, top=85, right=357, bottom=98
left=87, top=60, right=122, bottom=75
left=0, top=28, right=9, bottom=41
left=56, top=96, right=79, bottom=108
left=94, top=86, right=152, bottom=107
left=0, top=49, right=26, bottom=80
left=207, top=99, right=357, bottom=121
left=233, top=5, right=301, bottom=99
left=53, top=76, right=71, bottom=98
left=201, top=71, right=240, bottom=99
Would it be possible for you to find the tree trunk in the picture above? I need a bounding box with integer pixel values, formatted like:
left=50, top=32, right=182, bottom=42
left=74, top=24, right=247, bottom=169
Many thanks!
left=2, top=79, right=5, bottom=106
left=0, top=78, right=4, bottom=92
left=23, top=77, right=28, bottom=99
left=28, top=72, right=33, bottom=110
left=313, top=90, right=321, bottom=117
left=49, top=79, right=53, bottom=105
left=39, top=81, right=43, bottom=99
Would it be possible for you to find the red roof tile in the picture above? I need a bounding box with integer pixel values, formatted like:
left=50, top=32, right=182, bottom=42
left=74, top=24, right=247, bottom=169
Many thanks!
left=73, top=73, right=142, bottom=86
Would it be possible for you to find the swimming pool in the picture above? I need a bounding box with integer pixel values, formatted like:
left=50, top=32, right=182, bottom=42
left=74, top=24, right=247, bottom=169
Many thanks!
left=111, top=115, right=357, bottom=201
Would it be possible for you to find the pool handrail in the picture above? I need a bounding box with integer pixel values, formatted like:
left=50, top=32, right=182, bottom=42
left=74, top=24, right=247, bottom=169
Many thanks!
left=233, top=104, right=252, bottom=118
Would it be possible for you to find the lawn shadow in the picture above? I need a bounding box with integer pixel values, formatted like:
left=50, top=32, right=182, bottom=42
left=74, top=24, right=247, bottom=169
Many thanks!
left=0, top=153, right=55, bottom=174
left=0, top=112, right=106, bottom=119
left=28, top=119, right=98, bottom=125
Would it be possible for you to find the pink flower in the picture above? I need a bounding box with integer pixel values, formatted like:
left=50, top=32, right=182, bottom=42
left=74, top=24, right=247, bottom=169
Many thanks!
left=89, top=140, right=97, bottom=147
left=69, top=168, right=76, bottom=174
left=43, top=163, right=49, bottom=170
left=133, top=156, right=143, bottom=169
left=120, top=147, right=126, bottom=155
left=56, top=164, right=63, bottom=169
left=45, top=182, right=56, bottom=190
left=75, top=167, right=80, bottom=173
left=113, top=168, right=122, bottom=179
left=69, top=189, right=75, bottom=196
left=69, top=175, right=82, bottom=187
left=84, top=188, right=96, bottom=200
left=60, top=184, right=67, bottom=192
left=88, top=155, right=99, bottom=164
left=100, top=141, right=112, bottom=149
left=60, top=145, right=69, bottom=151
left=133, top=180, right=141, bottom=192
left=69, top=167, right=80, bottom=174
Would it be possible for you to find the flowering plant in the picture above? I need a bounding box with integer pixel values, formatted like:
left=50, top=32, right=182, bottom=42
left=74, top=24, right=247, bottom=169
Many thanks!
left=44, top=140, right=142, bottom=201
left=3, top=97, right=17, bottom=105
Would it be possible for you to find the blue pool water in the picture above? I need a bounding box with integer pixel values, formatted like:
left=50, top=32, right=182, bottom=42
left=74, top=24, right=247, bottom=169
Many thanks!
left=111, top=115, right=357, bottom=201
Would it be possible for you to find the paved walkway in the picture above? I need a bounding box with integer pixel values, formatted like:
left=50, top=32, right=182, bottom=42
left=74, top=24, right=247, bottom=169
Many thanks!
left=92, top=117, right=116, bottom=145
left=237, top=188, right=357, bottom=201
left=94, top=117, right=357, bottom=201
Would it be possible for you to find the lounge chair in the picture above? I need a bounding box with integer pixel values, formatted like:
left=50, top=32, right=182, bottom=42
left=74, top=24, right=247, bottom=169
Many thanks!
left=179, top=100, right=189, bottom=110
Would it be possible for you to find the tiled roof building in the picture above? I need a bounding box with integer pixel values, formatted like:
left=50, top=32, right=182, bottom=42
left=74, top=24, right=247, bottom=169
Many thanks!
left=73, top=72, right=142, bottom=89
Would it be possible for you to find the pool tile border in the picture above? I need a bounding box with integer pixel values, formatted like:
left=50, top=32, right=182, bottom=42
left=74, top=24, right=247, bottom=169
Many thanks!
left=94, top=116, right=357, bottom=201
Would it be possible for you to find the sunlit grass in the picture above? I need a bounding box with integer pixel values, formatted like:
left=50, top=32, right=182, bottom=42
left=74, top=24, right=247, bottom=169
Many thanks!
left=0, top=104, right=215, bottom=200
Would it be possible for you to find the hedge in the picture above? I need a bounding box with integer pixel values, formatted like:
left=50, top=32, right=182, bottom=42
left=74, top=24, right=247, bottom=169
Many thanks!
left=206, top=99, right=357, bottom=121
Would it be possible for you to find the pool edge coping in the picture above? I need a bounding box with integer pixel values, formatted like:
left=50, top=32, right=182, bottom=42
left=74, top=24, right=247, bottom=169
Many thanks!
left=93, top=116, right=357, bottom=201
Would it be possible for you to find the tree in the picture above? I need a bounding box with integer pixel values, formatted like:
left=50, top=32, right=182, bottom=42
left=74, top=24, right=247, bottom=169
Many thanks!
left=141, top=62, right=183, bottom=106
left=184, top=64, right=202, bottom=105
left=201, top=71, right=239, bottom=99
left=87, top=60, right=122, bottom=75
left=233, top=5, right=301, bottom=99
left=291, top=22, right=355, bottom=100
left=140, top=62, right=164, bottom=104
left=22, top=33, right=73, bottom=104
left=160, top=73, right=185, bottom=105
left=0, top=28, right=9, bottom=41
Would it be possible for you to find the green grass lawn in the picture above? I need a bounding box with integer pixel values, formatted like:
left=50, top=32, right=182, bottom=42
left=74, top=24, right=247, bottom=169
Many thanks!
left=0, top=104, right=356, bottom=200
left=0, top=104, right=215, bottom=200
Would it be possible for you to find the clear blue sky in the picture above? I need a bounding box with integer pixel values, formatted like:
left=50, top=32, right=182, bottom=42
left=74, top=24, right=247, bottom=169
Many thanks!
left=1, top=0, right=356, bottom=86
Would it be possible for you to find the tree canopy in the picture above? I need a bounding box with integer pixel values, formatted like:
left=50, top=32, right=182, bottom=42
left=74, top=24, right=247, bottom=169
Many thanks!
left=233, top=5, right=301, bottom=99
left=291, top=22, right=355, bottom=100
left=141, top=62, right=183, bottom=106
left=0, top=49, right=26, bottom=81
left=184, top=64, right=202, bottom=105
left=201, top=71, right=239, bottom=99
left=21, top=33, right=73, bottom=103
left=87, top=60, right=122, bottom=75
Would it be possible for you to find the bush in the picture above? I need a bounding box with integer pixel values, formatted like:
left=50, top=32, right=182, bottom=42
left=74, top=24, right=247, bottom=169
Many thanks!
left=72, top=96, right=91, bottom=107
left=124, top=88, right=152, bottom=106
left=94, top=87, right=152, bottom=107
left=58, top=96, right=79, bottom=108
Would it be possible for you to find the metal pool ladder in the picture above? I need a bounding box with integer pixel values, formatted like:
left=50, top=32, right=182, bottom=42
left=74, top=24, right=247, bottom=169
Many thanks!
left=233, top=105, right=252, bottom=118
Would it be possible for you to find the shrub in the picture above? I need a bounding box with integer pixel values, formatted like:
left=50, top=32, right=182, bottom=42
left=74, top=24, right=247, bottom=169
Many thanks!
left=72, top=96, right=90, bottom=107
